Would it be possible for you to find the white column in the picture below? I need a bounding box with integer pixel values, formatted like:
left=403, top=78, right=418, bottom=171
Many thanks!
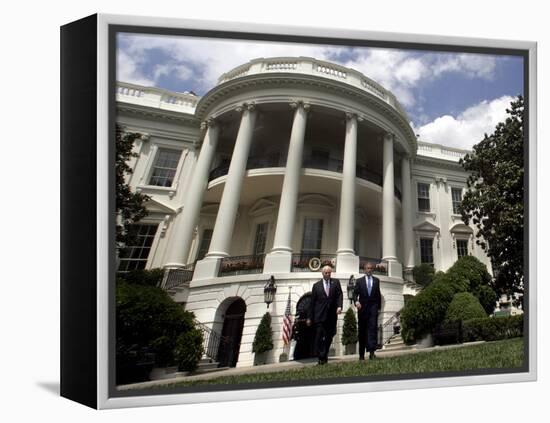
left=401, top=154, right=415, bottom=276
left=164, top=120, right=220, bottom=268
left=336, top=113, right=360, bottom=273
left=382, top=133, right=402, bottom=278
left=264, top=101, right=309, bottom=273
left=193, top=104, right=257, bottom=280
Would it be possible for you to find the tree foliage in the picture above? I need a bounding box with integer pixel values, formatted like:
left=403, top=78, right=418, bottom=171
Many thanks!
left=116, top=124, right=150, bottom=247
left=459, top=96, right=524, bottom=302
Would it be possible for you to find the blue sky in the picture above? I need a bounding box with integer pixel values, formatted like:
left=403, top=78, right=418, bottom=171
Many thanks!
left=117, top=33, right=523, bottom=149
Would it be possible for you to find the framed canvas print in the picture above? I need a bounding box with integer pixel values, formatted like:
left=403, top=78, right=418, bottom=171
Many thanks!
left=60, top=13, right=537, bottom=409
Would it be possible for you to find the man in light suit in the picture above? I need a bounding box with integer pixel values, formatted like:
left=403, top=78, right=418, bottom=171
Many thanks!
left=307, top=265, right=343, bottom=365
left=354, top=262, right=382, bottom=360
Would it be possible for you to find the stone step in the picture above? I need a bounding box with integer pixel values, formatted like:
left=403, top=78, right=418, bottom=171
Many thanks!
left=197, top=360, right=221, bottom=371
left=383, top=343, right=415, bottom=351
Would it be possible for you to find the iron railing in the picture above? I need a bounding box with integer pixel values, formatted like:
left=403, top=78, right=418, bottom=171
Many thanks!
left=218, top=254, right=266, bottom=277
left=207, top=154, right=402, bottom=202
left=291, top=253, right=337, bottom=272
left=194, top=319, right=228, bottom=362
left=358, top=257, right=388, bottom=276
left=377, top=311, right=401, bottom=347
left=162, top=263, right=195, bottom=290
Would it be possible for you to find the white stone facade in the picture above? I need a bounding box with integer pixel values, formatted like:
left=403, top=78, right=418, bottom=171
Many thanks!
left=116, top=57, right=492, bottom=368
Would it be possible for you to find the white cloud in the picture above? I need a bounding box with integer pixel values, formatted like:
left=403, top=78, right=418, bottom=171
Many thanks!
left=433, top=53, right=497, bottom=80
left=412, top=95, right=514, bottom=149
left=117, top=50, right=154, bottom=87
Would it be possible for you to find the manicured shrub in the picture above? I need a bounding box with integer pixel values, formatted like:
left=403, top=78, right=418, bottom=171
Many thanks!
left=341, top=308, right=358, bottom=346
left=447, top=255, right=491, bottom=292
left=174, top=327, right=204, bottom=372
left=412, top=263, right=435, bottom=287
left=445, top=292, right=487, bottom=323
left=400, top=274, right=456, bottom=344
left=473, top=285, right=499, bottom=315
left=116, top=280, right=200, bottom=380
left=252, top=312, right=273, bottom=354
left=463, top=315, right=524, bottom=342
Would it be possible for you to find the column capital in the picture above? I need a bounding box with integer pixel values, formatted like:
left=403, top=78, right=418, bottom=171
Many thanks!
left=235, top=102, right=256, bottom=113
left=382, top=132, right=395, bottom=143
left=345, top=112, right=357, bottom=122
left=140, top=133, right=151, bottom=142
left=200, top=117, right=218, bottom=130
left=289, top=100, right=310, bottom=112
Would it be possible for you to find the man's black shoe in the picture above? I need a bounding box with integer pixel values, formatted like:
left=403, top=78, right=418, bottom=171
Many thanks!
left=359, top=356, right=365, bottom=361
left=369, top=351, right=376, bottom=360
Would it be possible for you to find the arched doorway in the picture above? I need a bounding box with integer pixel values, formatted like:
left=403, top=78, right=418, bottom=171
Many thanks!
left=292, top=293, right=316, bottom=360
left=217, top=298, right=246, bottom=368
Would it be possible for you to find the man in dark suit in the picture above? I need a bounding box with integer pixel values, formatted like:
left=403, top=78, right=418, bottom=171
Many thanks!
left=307, top=265, right=343, bottom=365
left=354, top=262, right=382, bottom=360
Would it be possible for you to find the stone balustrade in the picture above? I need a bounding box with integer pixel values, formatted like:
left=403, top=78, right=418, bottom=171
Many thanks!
left=116, top=82, right=199, bottom=113
left=216, top=57, right=409, bottom=120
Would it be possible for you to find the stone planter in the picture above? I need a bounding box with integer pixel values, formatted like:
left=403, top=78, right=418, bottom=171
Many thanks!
left=344, top=343, right=357, bottom=355
left=417, top=333, right=434, bottom=349
left=254, top=351, right=268, bottom=365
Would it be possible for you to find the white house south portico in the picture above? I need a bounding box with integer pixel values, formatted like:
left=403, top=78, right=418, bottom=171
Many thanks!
left=116, top=56, right=492, bottom=368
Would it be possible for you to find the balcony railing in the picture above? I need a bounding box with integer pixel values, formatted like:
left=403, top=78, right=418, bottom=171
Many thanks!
left=218, top=254, right=266, bottom=277
left=194, top=319, right=228, bottom=363
left=207, top=154, right=403, bottom=204
left=162, top=263, right=195, bottom=290
left=292, top=253, right=337, bottom=272
left=358, top=257, right=388, bottom=276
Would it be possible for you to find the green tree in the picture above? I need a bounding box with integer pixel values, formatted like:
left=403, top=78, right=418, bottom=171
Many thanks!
left=459, top=96, right=524, bottom=303
left=341, top=308, right=358, bottom=346
left=252, top=312, right=273, bottom=354
left=116, top=124, right=150, bottom=248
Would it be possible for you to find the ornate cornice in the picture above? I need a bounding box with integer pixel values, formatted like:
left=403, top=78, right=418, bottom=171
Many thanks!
left=194, top=73, right=417, bottom=154
left=117, top=102, right=201, bottom=127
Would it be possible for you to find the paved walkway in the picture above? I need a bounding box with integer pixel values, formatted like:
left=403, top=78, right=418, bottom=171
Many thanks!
left=116, top=341, right=485, bottom=391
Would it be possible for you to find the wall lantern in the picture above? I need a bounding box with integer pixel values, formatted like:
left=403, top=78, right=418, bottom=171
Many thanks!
left=264, top=276, right=277, bottom=307
left=347, top=275, right=355, bottom=304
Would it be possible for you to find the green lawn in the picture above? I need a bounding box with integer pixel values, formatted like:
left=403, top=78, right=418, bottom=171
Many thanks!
left=164, top=338, right=524, bottom=388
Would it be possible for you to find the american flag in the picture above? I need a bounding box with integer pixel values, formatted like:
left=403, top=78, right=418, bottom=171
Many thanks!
left=282, top=291, right=293, bottom=345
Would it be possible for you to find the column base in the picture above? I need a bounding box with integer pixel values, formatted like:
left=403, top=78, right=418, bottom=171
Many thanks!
left=336, top=253, right=359, bottom=274
left=192, top=257, right=222, bottom=280
left=383, top=259, right=403, bottom=279
left=403, top=266, right=414, bottom=282
left=263, top=251, right=292, bottom=274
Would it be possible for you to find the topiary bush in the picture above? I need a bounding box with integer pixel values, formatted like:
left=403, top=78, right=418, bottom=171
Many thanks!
left=341, top=308, right=358, bottom=347
left=412, top=263, right=435, bottom=287
left=252, top=312, right=273, bottom=354
left=400, top=273, right=457, bottom=344
left=174, top=327, right=204, bottom=372
left=447, top=255, right=491, bottom=292
left=445, top=292, right=487, bottom=323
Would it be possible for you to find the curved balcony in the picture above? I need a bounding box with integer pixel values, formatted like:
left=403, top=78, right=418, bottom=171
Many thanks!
left=208, top=154, right=402, bottom=200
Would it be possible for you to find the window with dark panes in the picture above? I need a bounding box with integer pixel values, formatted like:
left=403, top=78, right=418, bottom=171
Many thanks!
left=457, top=239, right=469, bottom=258
left=451, top=187, right=463, bottom=215
left=149, top=148, right=182, bottom=187
left=420, top=238, right=434, bottom=266
left=118, top=223, right=158, bottom=272
left=301, top=218, right=323, bottom=257
left=417, top=182, right=430, bottom=212
left=252, top=222, right=268, bottom=256
left=196, top=229, right=213, bottom=261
